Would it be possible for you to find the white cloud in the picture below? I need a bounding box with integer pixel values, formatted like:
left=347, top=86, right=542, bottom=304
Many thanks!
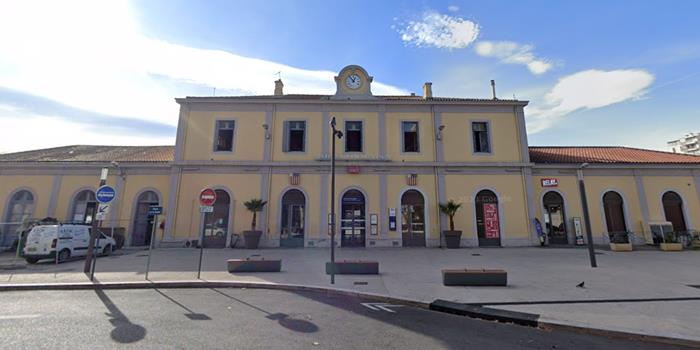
left=447, top=5, right=460, bottom=12
left=526, top=69, right=655, bottom=132
left=0, top=1, right=408, bottom=152
left=475, top=41, right=553, bottom=74
left=398, top=11, right=480, bottom=49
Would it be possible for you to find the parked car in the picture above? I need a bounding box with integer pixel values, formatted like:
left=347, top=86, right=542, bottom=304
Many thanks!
left=22, top=224, right=115, bottom=264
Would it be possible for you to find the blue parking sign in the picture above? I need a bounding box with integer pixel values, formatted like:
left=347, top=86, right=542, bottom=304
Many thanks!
left=96, top=185, right=116, bottom=203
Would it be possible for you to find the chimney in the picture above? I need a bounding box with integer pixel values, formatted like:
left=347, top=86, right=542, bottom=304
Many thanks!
left=490, top=80, right=497, bottom=100
left=274, top=79, right=284, bottom=96
left=423, top=82, right=433, bottom=99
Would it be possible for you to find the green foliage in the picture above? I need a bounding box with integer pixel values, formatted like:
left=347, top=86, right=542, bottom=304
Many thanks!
left=439, top=200, right=462, bottom=231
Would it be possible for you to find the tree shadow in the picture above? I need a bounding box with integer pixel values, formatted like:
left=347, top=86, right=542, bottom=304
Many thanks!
left=94, top=288, right=147, bottom=344
left=210, top=288, right=318, bottom=333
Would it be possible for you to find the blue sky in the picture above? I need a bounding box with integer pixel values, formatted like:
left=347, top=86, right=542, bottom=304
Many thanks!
left=0, top=0, right=698, bottom=152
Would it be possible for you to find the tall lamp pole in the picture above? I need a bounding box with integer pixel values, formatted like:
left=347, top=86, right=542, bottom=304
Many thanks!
left=329, top=117, right=343, bottom=284
left=577, top=162, right=597, bottom=268
left=84, top=167, right=109, bottom=276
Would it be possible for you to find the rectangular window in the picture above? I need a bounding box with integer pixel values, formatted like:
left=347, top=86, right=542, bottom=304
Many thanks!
left=345, top=121, right=363, bottom=152
left=215, top=120, right=235, bottom=152
left=402, top=121, right=419, bottom=152
left=472, top=122, right=490, bottom=153
left=284, top=121, right=306, bottom=152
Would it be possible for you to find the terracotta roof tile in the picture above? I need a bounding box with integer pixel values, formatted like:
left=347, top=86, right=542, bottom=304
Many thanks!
left=182, top=94, right=522, bottom=103
left=0, top=145, right=174, bottom=162
left=529, top=146, right=700, bottom=164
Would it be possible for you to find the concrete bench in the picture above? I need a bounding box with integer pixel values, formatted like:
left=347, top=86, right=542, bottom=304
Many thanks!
left=442, top=268, right=507, bottom=286
left=326, top=260, right=379, bottom=275
left=227, top=258, right=281, bottom=273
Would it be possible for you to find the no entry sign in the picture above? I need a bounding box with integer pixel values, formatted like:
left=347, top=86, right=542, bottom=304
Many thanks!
left=199, top=188, right=217, bottom=206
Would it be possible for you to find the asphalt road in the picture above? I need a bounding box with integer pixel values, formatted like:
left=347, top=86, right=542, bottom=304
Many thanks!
left=0, top=288, right=690, bottom=350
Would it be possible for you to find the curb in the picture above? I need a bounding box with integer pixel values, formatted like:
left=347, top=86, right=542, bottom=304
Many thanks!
left=430, top=299, right=700, bottom=349
left=0, top=280, right=429, bottom=310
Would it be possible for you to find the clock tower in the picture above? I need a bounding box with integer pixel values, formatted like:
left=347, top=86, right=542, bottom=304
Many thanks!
left=332, top=65, right=376, bottom=100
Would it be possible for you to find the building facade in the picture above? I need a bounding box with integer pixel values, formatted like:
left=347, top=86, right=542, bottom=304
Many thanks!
left=2, top=65, right=700, bottom=249
left=668, top=132, right=700, bottom=155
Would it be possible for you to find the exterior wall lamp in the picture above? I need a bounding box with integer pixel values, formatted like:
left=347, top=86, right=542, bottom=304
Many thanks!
left=262, top=123, right=271, bottom=140
left=436, top=125, right=445, bottom=141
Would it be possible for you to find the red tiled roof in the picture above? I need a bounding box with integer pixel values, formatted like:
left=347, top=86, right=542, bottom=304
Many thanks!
left=0, top=145, right=174, bottom=162
left=529, top=146, right=700, bottom=164
left=181, top=94, right=523, bottom=104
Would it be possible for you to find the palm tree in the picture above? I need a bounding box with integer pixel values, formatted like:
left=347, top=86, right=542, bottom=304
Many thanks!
left=439, top=200, right=462, bottom=231
left=244, top=199, right=267, bottom=231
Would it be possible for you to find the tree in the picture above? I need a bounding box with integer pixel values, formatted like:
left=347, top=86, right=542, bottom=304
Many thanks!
left=439, top=200, right=462, bottom=231
left=244, top=199, right=267, bottom=231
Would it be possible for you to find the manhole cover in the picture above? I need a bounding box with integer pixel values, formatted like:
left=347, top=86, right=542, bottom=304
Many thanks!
left=471, top=253, right=481, bottom=256
left=0, top=265, right=26, bottom=271
left=353, top=281, right=368, bottom=285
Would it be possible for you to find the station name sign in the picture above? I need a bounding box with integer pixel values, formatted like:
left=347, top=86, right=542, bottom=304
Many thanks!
left=541, top=178, right=559, bottom=187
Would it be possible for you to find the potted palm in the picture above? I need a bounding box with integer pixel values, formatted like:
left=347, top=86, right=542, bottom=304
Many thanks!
left=439, top=200, right=462, bottom=248
left=660, top=231, right=683, bottom=251
left=608, top=232, right=633, bottom=252
left=243, top=199, right=267, bottom=249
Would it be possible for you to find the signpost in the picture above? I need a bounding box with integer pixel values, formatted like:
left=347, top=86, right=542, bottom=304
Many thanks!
left=145, top=206, right=163, bottom=280
left=197, top=188, right=217, bottom=279
left=84, top=172, right=112, bottom=280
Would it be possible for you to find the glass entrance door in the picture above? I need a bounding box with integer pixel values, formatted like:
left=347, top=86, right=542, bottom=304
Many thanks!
left=341, top=190, right=365, bottom=247
left=543, top=191, right=568, bottom=245
left=401, top=190, right=426, bottom=247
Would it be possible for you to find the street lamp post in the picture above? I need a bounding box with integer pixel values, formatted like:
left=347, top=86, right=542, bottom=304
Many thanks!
left=84, top=167, right=109, bottom=277
left=577, top=162, right=597, bottom=268
left=329, top=117, right=343, bottom=284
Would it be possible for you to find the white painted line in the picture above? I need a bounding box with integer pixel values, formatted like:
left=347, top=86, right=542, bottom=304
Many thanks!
left=361, top=303, right=402, bottom=313
left=0, top=314, right=41, bottom=320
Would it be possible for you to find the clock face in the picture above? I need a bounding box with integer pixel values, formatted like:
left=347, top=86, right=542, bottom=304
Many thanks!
left=345, top=74, right=362, bottom=90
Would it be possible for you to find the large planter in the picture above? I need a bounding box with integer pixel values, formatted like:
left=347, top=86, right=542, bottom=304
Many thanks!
left=243, top=231, right=262, bottom=249
left=660, top=243, right=682, bottom=251
left=609, top=243, right=633, bottom=252
left=443, top=230, right=462, bottom=249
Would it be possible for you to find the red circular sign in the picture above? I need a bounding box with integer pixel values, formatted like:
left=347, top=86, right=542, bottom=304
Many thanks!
left=199, top=188, right=217, bottom=206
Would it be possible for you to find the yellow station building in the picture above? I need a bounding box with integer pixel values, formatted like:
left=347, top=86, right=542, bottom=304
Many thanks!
left=1, top=65, right=699, bottom=249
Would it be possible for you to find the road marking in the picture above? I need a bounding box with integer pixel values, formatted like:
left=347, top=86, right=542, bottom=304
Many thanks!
left=0, top=314, right=41, bottom=320
left=361, top=303, right=402, bottom=313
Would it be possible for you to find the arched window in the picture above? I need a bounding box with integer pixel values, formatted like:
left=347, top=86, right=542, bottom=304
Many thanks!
left=202, top=189, right=230, bottom=248
left=603, top=191, right=627, bottom=233
left=543, top=191, right=568, bottom=244
left=131, top=191, right=160, bottom=246
left=662, top=191, right=687, bottom=232
left=2, top=190, right=35, bottom=247
left=280, top=189, right=305, bottom=248
left=475, top=190, right=500, bottom=246
left=401, top=190, right=426, bottom=247
left=71, top=189, right=96, bottom=223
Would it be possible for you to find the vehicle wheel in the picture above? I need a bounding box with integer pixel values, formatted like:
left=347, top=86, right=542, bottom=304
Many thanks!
left=58, top=249, right=70, bottom=262
left=103, top=244, right=113, bottom=256
left=25, top=258, right=39, bottom=264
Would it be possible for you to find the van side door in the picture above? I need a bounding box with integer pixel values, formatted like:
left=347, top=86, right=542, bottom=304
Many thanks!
left=72, top=226, right=90, bottom=257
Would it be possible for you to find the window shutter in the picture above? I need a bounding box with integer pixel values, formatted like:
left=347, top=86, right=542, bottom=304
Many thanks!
left=301, top=121, right=306, bottom=152
left=283, top=121, right=290, bottom=152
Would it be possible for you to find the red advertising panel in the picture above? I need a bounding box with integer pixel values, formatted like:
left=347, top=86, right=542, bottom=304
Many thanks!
left=483, top=203, right=500, bottom=239
left=199, top=188, right=217, bottom=206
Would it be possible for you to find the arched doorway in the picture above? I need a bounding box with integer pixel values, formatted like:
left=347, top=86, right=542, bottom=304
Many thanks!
left=2, top=190, right=35, bottom=247
left=341, top=189, right=365, bottom=247
left=71, top=189, right=96, bottom=224
left=476, top=190, right=501, bottom=247
left=280, top=189, right=305, bottom=248
left=401, top=190, right=426, bottom=247
left=543, top=191, right=568, bottom=245
left=662, top=191, right=687, bottom=232
left=202, top=189, right=230, bottom=248
left=603, top=191, right=627, bottom=234
left=131, top=191, right=160, bottom=247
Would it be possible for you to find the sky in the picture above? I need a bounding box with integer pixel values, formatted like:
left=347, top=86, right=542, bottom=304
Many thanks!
left=0, top=0, right=698, bottom=153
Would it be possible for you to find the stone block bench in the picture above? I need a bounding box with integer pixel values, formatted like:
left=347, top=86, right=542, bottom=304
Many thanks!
left=442, top=268, right=507, bottom=286
left=227, top=258, right=281, bottom=273
left=326, top=260, right=379, bottom=275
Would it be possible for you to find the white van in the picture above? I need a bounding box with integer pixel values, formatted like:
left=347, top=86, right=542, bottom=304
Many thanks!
left=23, top=224, right=116, bottom=264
